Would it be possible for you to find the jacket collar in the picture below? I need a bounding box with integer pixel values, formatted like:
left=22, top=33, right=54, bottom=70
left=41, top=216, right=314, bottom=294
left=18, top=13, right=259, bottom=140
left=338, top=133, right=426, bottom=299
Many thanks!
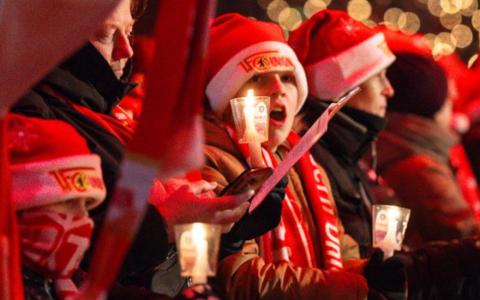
left=303, top=97, right=386, bottom=164
left=41, top=42, right=135, bottom=114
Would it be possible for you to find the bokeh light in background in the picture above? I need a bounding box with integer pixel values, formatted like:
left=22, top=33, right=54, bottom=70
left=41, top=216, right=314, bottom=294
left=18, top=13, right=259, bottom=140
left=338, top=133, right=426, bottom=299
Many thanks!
left=216, top=0, right=480, bottom=65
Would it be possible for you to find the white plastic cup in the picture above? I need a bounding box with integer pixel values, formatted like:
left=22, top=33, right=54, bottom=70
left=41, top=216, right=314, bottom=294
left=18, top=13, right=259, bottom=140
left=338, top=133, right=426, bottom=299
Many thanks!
left=230, top=95, right=270, bottom=144
left=372, top=204, right=411, bottom=259
left=174, top=223, right=222, bottom=284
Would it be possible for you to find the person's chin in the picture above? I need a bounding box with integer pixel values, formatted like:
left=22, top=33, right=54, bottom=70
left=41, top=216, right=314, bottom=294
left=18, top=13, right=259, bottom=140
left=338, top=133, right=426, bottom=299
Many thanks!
left=267, top=130, right=288, bottom=151
left=113, top=70, right=123, bottom=79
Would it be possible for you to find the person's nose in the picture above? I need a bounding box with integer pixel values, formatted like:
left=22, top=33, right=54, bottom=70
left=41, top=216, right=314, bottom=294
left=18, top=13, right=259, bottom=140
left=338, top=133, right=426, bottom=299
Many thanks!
left=268, top=74, right=286, bottom=98
left=72, top=198, right=89, bottom=217
left=113, top=32, right=134, bottom=61
left=382, top=77, right=394, bottom=98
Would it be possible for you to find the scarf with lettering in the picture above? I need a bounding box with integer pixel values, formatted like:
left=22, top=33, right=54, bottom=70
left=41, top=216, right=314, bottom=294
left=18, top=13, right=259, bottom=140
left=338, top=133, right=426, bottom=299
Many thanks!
left=224, top=124, right=343, bottom=270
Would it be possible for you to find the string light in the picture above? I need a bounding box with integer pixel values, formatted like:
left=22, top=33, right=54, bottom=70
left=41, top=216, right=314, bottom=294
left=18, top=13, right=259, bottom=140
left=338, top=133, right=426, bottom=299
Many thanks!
left=439, top=12, right=462, bottom=29
left=266, top=0, right=289, bottom=22
left=257, top=0, right=479, bottom=58
left=398, top=12, right=421, bottom=34
left=278, top=7, right=303, bottom=31
left=440, top=0, right=463, bottom=14
left=468, top=53, right=478, bottom=68
left=451, top=23, right=473, bottom=47
left=433, top=32, right=456, bottom=56
left=347, top=0, right=372, bottom=21
left=472, top=10, right=480, bottom=31
left=363, top=19, right=378, bottom=27
left=303, top=0, right=329, bottom=18
left=423, top=33, right=437, bottom=49
left=383, top=7, right=403, bottom=29
left=461, top=0, right=478, bottom=16
left=427, top=0, right=443, bottom=17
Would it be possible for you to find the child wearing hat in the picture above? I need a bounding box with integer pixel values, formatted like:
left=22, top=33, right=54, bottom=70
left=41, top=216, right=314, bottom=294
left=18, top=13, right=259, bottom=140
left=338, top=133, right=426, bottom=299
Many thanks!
left=9, top=114, right=106, bottom=299
left=201, top=13, right=369, bottom=300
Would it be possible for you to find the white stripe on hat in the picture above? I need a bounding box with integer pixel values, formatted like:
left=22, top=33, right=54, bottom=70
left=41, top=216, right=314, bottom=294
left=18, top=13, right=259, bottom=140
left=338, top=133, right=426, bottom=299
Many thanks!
left=12, top=154, right=106, bottom=210
left=206, top=41, right=308, bottom=117
left=306, top=33, right=395, bottom=100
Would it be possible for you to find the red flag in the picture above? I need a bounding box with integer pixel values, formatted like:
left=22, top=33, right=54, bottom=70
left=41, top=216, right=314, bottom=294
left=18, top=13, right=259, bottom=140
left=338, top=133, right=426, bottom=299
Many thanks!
left=0, top=0, right=121, bottom=112
left=0, top=118, right=24, bottom=300
left=79, top=1, right=216, bottom=298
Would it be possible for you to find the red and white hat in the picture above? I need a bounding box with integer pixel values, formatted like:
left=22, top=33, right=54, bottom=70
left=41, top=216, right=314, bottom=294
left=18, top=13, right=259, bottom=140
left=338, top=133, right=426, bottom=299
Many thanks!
left=8, top=114, right=106, bottom=211
left=288, top=9, right=395, bottom=100
left=206, top=13, right=308, bottom=117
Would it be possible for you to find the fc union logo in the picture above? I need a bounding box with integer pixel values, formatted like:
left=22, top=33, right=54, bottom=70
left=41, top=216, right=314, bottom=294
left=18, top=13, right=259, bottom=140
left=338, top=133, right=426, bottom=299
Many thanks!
left=240, top=50, right=295, bottom=73
left=49, top=167, right=104, bottom=193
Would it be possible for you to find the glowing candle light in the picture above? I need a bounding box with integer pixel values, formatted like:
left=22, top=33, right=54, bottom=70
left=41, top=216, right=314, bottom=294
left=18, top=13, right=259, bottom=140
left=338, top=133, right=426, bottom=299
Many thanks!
left=191, top=223, right=209, bottom=284
left=244, top=89, right=266, bottom=168
left=244, top=89, right=258, bottom=142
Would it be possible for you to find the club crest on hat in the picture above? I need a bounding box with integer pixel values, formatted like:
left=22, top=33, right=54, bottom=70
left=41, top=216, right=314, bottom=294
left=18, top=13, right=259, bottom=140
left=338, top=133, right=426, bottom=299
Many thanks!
left=49, top=167, right=105, bottom=193
left=8, top=114, right=107, bottom=210
left=240, top=50, right=295, bottom=73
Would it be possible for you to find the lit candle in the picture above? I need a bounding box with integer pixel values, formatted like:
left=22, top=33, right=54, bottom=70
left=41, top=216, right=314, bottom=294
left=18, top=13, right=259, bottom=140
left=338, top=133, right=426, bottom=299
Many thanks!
left=244, top=89, right=266, bottom=168
left=191, top=223, right=209, bottom=284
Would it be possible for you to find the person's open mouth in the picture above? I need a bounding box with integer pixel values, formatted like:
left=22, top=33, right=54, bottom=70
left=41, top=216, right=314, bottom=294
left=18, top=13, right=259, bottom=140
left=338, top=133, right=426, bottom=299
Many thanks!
left=270, top=105, right=287, bottom=126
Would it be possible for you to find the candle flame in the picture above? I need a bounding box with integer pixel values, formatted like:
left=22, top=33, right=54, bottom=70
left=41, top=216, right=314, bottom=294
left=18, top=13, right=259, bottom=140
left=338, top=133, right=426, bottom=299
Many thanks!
left=245, top=89, right=255, bottom=107
left=192, top=223, right=206, bottom=241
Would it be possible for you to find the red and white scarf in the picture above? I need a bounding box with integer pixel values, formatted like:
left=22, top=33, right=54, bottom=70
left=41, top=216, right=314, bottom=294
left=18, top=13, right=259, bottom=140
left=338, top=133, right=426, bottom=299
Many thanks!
left=225, top=125, right=343, bottom=270
left=18, top=211, right=94, bottom=300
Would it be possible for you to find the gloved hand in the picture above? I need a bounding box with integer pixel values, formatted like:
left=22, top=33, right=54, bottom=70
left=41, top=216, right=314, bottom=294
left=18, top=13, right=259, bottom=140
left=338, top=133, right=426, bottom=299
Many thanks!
left=174, top=284, right=220, bottom=300
left=221, top=176, right=288, bottom=243
left=364, top=249, right=407, bottom=300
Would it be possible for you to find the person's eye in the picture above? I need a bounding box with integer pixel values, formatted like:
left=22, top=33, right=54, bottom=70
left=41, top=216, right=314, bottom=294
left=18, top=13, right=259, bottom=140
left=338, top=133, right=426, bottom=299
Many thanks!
left=96, top=30, right=115, bottom=44
left=281, top=74, right=295, bottom=83
left=250, top=75, right=261, bottom=83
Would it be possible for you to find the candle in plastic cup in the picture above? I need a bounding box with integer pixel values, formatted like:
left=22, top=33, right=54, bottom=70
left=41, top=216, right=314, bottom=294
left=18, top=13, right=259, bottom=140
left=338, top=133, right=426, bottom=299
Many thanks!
left=174, top=223, right=221, bottom=285
left=372, top=205, right=411, bottom=259
left=230, top=90, right=270, bottom=144
left=230, top=90, right=269, bottom=167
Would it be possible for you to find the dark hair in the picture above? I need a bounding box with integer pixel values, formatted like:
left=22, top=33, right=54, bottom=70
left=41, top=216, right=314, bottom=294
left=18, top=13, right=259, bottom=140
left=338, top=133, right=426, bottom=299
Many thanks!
left=131, top=0, right=148, bottom=20
left=387, top=52, right=448, bottom=118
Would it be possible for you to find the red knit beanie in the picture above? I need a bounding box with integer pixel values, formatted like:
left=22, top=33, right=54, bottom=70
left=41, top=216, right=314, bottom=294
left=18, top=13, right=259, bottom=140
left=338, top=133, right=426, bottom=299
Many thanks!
left=205, top=13, right=308, bottom=117
left=8, top=114, right=106, bottom=210
left=288, top=9, right=395, bottom=100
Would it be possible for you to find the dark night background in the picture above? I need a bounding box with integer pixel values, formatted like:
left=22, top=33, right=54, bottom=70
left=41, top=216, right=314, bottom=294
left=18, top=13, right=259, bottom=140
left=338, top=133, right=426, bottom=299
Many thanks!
left=135, top=0, right=480, bottom=63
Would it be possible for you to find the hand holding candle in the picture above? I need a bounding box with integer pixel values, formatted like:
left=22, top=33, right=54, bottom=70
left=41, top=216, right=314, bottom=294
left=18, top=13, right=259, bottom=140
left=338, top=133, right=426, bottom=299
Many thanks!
left=230, top=90, right=269, bottom=168
left=372, top=205, right=411, bottom=259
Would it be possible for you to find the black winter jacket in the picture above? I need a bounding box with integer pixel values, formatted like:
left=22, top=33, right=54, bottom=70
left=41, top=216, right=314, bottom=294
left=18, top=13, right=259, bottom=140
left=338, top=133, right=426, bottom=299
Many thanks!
left=300, top=98, right=386, bottom=258
left=11, top=43, right=170, bottom=287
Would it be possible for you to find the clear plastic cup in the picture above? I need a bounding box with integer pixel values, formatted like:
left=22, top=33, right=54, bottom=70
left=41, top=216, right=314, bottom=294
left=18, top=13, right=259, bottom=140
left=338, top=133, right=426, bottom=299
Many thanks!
left=372, top=204, right=411, bottom=259
left=230, top=95, right=270, bottom=144
left=174, top=223, right=222, bottom=284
